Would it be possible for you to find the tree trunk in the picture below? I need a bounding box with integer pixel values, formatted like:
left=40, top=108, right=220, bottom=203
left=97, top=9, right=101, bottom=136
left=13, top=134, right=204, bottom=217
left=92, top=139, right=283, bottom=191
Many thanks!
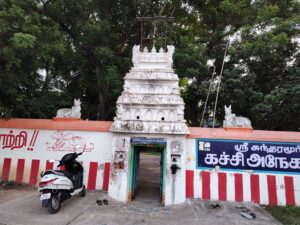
left=97, top=90, right=106, bottom=120
left=95, top=65, right=107, bottom=120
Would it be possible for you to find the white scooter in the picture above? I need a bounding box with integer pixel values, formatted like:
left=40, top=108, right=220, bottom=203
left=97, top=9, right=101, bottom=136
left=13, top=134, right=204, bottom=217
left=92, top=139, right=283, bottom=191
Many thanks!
left=38, top=149, right=86, bottom=214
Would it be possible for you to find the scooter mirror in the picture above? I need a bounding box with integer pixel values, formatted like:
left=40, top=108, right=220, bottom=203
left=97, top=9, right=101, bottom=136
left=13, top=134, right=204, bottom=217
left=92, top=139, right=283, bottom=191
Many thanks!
left=74, top=144, right=85, bottom=154
left=49, top=159, right=56, bottom=163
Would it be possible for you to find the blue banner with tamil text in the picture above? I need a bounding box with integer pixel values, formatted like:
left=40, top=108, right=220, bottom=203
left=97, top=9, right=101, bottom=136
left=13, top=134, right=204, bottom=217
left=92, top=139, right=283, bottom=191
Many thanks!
left=197, top=139, right=300, bottom=173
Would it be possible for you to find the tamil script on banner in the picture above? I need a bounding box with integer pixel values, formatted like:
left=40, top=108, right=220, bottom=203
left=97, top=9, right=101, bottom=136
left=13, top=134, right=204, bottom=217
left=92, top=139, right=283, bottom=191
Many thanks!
left=197, top=139, right=300, bottom=172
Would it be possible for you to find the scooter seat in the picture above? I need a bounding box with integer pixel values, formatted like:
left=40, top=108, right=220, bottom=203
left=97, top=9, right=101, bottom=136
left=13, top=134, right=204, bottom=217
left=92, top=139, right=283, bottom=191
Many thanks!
left=44, top=170, right=72, bottom=179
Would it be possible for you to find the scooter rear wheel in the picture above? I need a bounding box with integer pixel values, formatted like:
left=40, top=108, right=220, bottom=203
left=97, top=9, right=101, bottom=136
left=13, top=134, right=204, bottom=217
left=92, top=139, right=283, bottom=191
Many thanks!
left=47, top=193, right=61, bottom=214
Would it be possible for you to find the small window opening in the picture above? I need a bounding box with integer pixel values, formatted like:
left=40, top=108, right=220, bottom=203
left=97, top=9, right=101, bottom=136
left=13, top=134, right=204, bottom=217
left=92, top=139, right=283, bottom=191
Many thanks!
left=137, top=116, right=140, bottom=120
left=161, top=117, right=164, bottom=121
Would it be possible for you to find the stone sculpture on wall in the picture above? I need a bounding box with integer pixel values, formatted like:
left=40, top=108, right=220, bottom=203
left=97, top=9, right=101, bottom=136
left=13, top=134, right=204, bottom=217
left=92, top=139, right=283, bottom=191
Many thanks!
left=223, top=105, right=252, bottom=128
left=56, top=99, right=81, bottom=118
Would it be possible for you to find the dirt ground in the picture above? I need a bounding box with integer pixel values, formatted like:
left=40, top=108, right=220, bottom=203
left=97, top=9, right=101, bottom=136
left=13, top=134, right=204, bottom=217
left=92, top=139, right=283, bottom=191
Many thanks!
left=134, top=153, right=161, bottom=205
left=0, top=180, right=36, bottom=204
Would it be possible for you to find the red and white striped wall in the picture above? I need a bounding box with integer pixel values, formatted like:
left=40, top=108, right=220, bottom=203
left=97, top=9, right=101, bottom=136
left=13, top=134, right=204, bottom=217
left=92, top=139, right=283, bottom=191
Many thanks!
left=0, top=157, right=110, bottom=191
left=0, top=119, right=113, bottom=191
left=186, top=170, right=299, bottom=206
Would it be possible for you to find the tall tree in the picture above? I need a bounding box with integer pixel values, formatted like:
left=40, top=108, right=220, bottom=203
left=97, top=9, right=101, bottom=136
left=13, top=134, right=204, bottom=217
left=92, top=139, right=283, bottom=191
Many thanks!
left=0, top=0, right=299, bottom=131
left=0, top=0, right=67, bottom=118
left=173, top=0, right=300, bottom=130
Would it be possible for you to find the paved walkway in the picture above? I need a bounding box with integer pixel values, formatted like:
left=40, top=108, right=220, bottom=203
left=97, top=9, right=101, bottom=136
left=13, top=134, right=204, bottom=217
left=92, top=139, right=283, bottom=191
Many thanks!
left=0, top=190, right=281, bottom=225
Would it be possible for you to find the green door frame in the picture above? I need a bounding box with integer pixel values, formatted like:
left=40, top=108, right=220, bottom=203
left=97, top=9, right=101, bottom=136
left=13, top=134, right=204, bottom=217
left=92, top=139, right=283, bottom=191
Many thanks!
left=128, top=143, right=166, bottom=206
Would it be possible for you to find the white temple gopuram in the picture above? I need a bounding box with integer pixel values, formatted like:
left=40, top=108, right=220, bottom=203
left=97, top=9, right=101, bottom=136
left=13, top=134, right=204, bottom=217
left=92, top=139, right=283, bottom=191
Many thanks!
left=109, top=45, right=189, bottom=206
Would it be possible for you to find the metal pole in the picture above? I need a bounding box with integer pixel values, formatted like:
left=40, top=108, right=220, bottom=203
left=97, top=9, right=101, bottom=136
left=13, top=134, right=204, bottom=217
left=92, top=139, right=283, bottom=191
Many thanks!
left=153, top=21, right=156, bottom=47
left=200, top=66, right=216, bottom=127
left=213, top=42, right=229, bottom=128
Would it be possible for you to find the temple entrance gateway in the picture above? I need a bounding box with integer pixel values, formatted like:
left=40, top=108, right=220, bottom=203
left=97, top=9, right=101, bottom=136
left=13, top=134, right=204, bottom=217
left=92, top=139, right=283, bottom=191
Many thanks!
left=128, top=142, right=166, bottom=206
left=108, top=44, right=189, bottom=206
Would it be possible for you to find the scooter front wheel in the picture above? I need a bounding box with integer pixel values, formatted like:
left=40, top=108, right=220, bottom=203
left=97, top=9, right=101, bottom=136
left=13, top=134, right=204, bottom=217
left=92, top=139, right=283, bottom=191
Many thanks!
left=47, top=193, right=61, bottom=214
left=79, top=185, right=86, bottom=197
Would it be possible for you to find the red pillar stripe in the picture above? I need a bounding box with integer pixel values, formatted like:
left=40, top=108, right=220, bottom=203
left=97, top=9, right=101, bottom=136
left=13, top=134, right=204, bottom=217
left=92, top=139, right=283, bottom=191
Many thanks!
left=267, top=175, right=278, bottom=206
left=235, top=174, right=243, bottom=202
left=202, top=171, right=210, bottom=200
left=87, top=162, right=98, bottom=190
left=2, top=158, right=12, bottom=180
left=186, top=170, right=194, bottom=198
left=102, top=162, right=110, bottom=192
left=16, top=159, right=25, bottom=183
left=218, top=172, right=227, bottom=201
left=284, top=176, right=295, bottom=206
left=45, top=160, right=54, bottom=171
left=29, top=160, right=40, bottom=185
left=250, top=174, right=260, bottom=204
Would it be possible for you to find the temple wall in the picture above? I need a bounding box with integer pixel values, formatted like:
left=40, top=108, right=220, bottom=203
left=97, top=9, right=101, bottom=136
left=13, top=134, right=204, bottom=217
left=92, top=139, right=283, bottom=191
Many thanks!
left=186, top=128, right=300, bottom=206
left=1, top=118, right=300, bottom=206
left=0, top=119, right=112, bottom=191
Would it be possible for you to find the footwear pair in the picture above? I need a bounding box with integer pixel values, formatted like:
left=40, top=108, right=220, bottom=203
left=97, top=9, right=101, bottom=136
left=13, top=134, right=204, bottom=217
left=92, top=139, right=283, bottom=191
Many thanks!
left=96, top=199, right=108, bottom=206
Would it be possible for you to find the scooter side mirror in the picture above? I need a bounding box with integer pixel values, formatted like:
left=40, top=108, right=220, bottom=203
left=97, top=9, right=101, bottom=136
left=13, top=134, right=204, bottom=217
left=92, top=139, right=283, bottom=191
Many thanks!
left=74, top=144, right=85, bottom=154
left=49, top=159, right=56, bottom=163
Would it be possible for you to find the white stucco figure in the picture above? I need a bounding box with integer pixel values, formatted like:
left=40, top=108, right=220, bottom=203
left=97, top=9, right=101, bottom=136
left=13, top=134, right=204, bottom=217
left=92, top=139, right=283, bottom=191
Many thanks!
left=56, top=99, right=81, bottom=118
left=223, top=105, right=252, bottom=128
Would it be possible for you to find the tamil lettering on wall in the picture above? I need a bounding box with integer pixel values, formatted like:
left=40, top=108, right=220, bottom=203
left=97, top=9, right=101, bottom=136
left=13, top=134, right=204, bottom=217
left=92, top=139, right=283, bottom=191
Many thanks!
left=197, top=139, right=300, bottom=172
left=0, top=129, right=39, bottom=151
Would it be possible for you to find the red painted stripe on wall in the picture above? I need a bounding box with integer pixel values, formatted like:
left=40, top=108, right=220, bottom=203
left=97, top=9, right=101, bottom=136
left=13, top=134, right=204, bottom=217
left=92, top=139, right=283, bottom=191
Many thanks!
left=235, top=174, right=243, bottom=202
left=102, top=162, right=110, bottom=192
left=218, top=172, right=227, bottom=201
left=45, top=160, right=54, bottom=171
left=250, top=174, right=260, bottom=204
left=87, top=162, right=98, bottom=190
left=186, top=170, right=194, bottom=198
left=2, top=158, right=12, bottom=180
left=29, top=160, right=40, bottom=185
left=267, top=175, right=278, bottom=205
left=202, top=171, right=210, bottom=200
left=284, top=176, right=295, bottom=206
left=16, top=159, right=25, bottom=183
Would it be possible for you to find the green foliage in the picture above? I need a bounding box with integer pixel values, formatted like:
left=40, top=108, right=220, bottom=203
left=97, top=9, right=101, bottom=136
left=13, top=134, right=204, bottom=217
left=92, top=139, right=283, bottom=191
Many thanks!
left=0, top=0, right=299, bottom=131
left=175, top=0, right=300, bottom=130
left=11, top=32, right=36, bottom=48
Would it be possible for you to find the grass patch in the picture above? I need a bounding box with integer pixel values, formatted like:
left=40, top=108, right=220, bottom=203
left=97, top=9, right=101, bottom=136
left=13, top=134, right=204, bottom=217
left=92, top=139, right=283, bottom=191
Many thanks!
left=0, top=179, right=30, bottom=189
left=264, top=205, right=300, bottom=225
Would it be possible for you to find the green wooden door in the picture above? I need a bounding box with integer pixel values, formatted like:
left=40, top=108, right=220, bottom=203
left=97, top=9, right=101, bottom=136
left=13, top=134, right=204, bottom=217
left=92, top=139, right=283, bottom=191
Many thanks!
left=128, top=144, right=166, bottom=205
left=160, top=146, right=166, bottom=206
left=132, top=147, right=140, bottom=199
